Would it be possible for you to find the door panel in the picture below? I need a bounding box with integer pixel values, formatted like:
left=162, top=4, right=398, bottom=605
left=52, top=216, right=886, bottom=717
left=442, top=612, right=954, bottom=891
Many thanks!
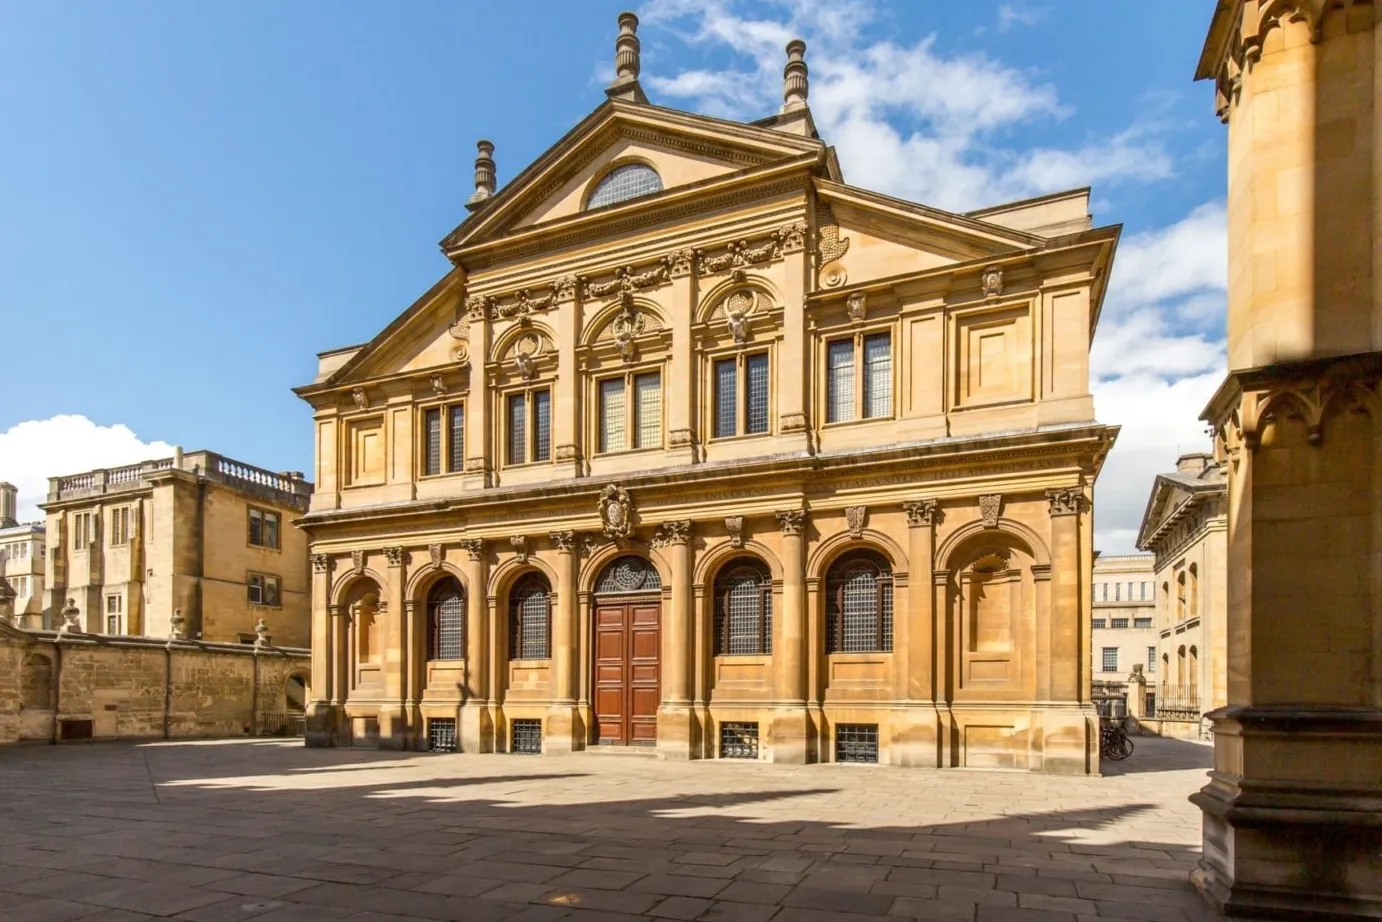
left=592, top=599, right=660, bottom=745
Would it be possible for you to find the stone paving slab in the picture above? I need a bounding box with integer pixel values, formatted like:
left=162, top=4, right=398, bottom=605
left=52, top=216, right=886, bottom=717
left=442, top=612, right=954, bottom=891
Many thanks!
left=0, top=737, right=1236, bottom=921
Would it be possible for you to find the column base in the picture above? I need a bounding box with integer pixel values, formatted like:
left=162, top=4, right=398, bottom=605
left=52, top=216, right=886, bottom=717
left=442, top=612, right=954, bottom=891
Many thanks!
left=544, top=704, right=583, bottom=754
left=770, top=707, right=810, bottom=764
left=304, top=702, right=342, bottom=748
left=656, top=704, right=695, bottom=760
left=1190, top=706, right=1382, bottom=920
left=459, top=701, right=493, bottom=753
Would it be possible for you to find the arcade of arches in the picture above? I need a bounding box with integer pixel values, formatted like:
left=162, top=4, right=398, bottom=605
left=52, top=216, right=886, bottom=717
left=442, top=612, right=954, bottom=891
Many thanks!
left=304, top=487, right=1103, bottom=772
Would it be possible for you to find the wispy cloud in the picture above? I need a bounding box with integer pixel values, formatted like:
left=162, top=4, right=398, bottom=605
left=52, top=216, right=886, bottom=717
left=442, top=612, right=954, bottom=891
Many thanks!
left=997, top=3, right=1044, bottom=32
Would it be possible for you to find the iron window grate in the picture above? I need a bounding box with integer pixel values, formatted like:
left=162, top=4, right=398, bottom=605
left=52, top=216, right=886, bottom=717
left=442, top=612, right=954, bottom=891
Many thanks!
left=428, top=718, right=457, bottom=752
left=720, top=722, right=759, bottom=759
left=835, top=723, right=879, bottom=763
left=511, top=719, right=542, bottom=754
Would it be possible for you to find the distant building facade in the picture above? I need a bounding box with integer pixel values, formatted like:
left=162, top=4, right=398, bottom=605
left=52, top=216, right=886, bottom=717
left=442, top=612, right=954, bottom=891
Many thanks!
left=1136, top=451, right=1227, bottom=736
left=1090, top=553, right=1156, bottom=706
left=0, top=483, right=46, bottom=630
left=41, top=450, right=314, bottom=647
left=293, top=16, right=1120, bottom=772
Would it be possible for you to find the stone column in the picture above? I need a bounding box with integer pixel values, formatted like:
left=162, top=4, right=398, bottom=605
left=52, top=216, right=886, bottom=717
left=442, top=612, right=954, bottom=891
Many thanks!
left=894, top=499, right=939, bottom=767
left=1044, top=487, right=1093, bottom=775
left=305, top=553, right=336, bottom=747
left=772, top=509, right=809, bottom=763
left=657, top=521, right=694, bottom=759
left=546, top=530, right=581, bottom=753
left=459, top=538, right=490, bottom=752
left=402, top=599, right=422, bottom=750
left=1191, top=7, right=1382, bottom=913
left=664, top=249, right=697, bottom=465
left=378, top=546, right=407, bottom=749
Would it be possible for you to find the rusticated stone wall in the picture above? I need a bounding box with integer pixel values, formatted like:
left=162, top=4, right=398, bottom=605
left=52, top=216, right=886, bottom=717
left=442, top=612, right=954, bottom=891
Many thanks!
left=0, top=625, right=310, bottom=745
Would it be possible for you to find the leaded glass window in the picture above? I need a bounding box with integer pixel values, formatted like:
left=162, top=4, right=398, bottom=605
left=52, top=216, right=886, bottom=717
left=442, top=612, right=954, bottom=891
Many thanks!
left=507, top=393, right=526, bottom=464
left=594, top=556, right=662, bottom=595
left=600, top=377, right=627, bottom=453
left=533, top=390, right=551, bottom=462
left=510, top=575, right=551, bottom=660
left=587, top=163, right=663, bottom=209
left=424, top=409, right=442, bottom=476
left=827, top=339, right=855, bottom=423
left=427, top=577, right=465, bottom=661
left=635, top=372, right=660, bottom=448
left=746, top=353, right=769, bottom=434
left=826, top=550, right=893, bottom=653
left=714, top=560, right=772, bottom=655
left=863, top=332, right=891, bottom=418
left=448, top=406, right=464, bottom=472
left=714, top=358, right=736, bottom=438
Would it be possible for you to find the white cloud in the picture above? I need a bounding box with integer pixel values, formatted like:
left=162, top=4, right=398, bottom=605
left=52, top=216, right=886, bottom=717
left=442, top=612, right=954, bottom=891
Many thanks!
left=0, top=416, right=177, bottom=523
left=997, top=3, right=1044, bottom=32
left=638, top=0, right=1172, bottom=211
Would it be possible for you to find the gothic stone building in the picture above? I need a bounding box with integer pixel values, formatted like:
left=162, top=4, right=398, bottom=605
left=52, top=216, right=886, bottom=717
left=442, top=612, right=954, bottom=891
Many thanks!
left=294, top=16, right=1119, bottom=772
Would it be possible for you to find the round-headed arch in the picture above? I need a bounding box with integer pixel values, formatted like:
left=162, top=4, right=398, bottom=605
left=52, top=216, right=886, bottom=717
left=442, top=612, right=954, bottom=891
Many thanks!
left=695, top=273, right=781, bottom=324
left=330, top=568, right=387, bottom=608
left=694, top=538, right=783, bottom=587
left=579, top=540, right=671, bottom=595
left=488, top=554, right=560, bottom=601
left=935, top=517, right=1051, bottom=572
left=807, top=530, right=908, bottom=583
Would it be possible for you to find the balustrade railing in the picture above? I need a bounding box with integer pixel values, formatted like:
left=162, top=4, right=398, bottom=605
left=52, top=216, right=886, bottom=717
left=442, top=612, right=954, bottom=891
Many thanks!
left=107, top=464, right=142, bottom=485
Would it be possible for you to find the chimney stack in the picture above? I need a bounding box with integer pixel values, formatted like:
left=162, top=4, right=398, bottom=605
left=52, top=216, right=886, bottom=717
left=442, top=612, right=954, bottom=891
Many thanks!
left=782, top=40, right=809, bottom=112
left=468, top=140, right=496, bottom=207
left=0, top=482, right=17, bottom=528
left=606, top=12, right=648, bottom=103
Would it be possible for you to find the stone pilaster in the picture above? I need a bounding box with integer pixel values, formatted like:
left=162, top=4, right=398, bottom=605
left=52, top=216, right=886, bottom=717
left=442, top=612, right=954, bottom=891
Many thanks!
left=546, top=530, right=581, bottom=753
left=1043, top=487, right=1094, bottom=775
left=658, top=521, right=695, bottom=760
left=551, top=280, right=581, bottom=476
left=305, top=552, right=336, bottom=746
left=665, top=249, right=697, bottom=464
left=894, top=499, right=940, bottom=767
left=378, top=546, right=408, bottom=749
left=772, top=509, right=809, bottom=763
left=459, top=538, right=491, bottom=752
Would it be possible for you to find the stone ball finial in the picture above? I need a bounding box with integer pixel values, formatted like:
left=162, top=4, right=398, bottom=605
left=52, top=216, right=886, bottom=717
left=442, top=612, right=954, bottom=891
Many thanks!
left=469, top=140, right=496, bottom=204
left=782, top=39, right=809, bottom=112
left=614, top=11, right=641, bottom=82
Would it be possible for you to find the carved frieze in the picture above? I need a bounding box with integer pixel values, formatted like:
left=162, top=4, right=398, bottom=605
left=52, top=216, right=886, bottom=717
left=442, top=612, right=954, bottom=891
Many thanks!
left=583, top=264, right=667, bottom=301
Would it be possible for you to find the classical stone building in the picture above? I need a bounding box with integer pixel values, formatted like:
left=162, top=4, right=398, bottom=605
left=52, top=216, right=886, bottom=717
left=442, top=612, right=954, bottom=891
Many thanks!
left=1194, top=1, right=1382, bottom=916
left=1089, top=553, right=1155, bottom=707
left=0, top=483, right=46, bottom=630
left=42, top=450, right=313, bottom=648
left=1135, top=451, right=1227, bottom=737
left=294, top=15, right=1119, bottom=771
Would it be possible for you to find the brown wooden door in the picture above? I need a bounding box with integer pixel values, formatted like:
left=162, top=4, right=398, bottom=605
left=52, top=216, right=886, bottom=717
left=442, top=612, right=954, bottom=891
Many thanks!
left=593, top=599, right=661, bottom=745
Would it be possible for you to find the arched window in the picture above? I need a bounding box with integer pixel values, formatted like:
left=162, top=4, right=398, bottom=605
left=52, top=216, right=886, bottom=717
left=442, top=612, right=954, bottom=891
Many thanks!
left=1176, top=571, right=1187, bottom=621
left=595, top=556, right=662, bottom=595
left=509, top=574, right=551, bottom=660
left=427, top=577, right=466, bottom=661
left=586, top=162, right=663, bottom=209
left=714, top=559, right=772, bottom=655
left=1188, top=564, right=1199, bottom=619
left=826, top=550, right=894, bottom=653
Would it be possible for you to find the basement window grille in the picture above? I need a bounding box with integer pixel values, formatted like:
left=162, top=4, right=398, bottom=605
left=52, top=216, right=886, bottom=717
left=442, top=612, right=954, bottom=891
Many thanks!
left=511, top=719, right=542, bottom=754
left=835, top=723, right=879, bottom=763
left=719, top=722, right=759, bottom=760
left=428, top=718, right=457, bottom=753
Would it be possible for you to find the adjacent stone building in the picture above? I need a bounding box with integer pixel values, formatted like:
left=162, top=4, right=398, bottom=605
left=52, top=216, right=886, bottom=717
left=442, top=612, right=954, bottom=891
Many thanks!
left=293, top=16, right=1119, bottom=771
left=0, top=483, right=46, bottom=630
left=1135, top=451, right=1227, bottom=736
left=42, top=450, right=313, bottom=648
left=1089, top=553, right=1156, bottom=709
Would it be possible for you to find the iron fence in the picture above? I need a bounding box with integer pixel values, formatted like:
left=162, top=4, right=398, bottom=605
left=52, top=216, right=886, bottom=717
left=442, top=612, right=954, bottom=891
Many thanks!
left=1156, top=685, right=1202, bottom=720
left=254, top=710, right=305, bottom=737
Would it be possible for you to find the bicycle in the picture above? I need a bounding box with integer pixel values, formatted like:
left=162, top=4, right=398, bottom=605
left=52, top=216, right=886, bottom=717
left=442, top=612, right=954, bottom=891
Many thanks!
left=1100, top=720, right=1134, bottom=761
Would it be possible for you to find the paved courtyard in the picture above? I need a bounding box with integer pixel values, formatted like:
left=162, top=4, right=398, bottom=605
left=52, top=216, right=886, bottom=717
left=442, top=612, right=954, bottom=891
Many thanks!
left=0, top=737, right=1227, bottom=922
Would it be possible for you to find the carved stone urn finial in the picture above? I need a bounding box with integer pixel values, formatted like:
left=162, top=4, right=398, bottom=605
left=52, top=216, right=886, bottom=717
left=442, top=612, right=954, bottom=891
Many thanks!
left=606, top=12, right=647, bottom=102
left=469, top=140, right=496, bottom=205
left=782, top=39, right=809, bottom=112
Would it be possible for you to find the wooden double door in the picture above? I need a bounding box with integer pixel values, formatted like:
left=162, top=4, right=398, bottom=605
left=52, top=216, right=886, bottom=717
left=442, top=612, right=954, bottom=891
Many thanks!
left=593, top=598, right=661, bottom=745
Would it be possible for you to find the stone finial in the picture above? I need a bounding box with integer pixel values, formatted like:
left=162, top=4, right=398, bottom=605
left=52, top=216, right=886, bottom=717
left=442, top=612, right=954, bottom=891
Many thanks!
left=782, top=39, right=809, bottom=112
left=606, top=12, right=648, bottom=103
left=254, top=618, right=270, bottom=647
left=468, top=140, right=496, bottom=205
left=59, top=598, right=82, bottom=634
left=169, top=609, right=186, bottom=640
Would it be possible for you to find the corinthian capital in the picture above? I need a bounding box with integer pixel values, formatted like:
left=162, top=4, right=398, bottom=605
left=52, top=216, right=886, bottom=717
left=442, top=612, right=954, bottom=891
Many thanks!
left=1046, top=487, right=1087, bottom=517
left=775, top=509, right=806, bottom=537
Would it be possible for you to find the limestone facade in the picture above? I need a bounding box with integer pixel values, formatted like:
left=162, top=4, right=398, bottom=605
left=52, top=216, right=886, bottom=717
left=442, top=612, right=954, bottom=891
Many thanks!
left=42, top=450, right=313, bottom=647
left=1089, top=553, right=1156, bottom=699
left=1135, top=451, right=1227, bottom=737
left=1194, top=1, right=1382, bottom=916
left=0, top=483, right=46, bottom=630
left=294, top=18, right=1119, bottom=772
left=0, top=620, right=310, bottom=745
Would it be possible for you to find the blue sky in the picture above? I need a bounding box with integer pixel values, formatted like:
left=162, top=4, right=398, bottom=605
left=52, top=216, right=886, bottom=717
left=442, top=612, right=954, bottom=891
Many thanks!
left=0, top=1, right=1226, bottom=551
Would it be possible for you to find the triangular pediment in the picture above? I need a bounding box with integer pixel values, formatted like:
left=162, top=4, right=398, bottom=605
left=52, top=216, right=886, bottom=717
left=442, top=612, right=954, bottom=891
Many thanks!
left=442, top=100, right=829, bottom=253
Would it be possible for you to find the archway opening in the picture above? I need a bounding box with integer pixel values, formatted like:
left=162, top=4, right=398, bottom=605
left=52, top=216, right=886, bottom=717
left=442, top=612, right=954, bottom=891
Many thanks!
left=592, top=555, right=661, bottom=747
